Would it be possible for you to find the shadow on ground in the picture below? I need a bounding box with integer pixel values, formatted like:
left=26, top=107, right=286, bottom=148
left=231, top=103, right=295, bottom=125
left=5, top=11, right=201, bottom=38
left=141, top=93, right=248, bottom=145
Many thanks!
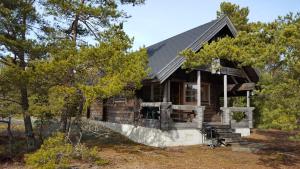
left=244, top=129, right=300, bottom=169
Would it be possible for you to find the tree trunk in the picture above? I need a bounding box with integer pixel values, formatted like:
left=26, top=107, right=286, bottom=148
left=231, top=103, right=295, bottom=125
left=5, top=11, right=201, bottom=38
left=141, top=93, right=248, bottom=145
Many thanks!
left=60, top=111, right=68, bottom=132
left=20, top=84, right=36, bottom=151
left=18, top=10, right=36, bottom=151
left=7, top=117, right=13, bottom=158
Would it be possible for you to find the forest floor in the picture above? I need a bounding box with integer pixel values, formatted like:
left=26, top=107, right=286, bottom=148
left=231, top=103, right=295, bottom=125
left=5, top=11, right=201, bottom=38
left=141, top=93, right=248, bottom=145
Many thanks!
left=0, top=120, right=299, bottom=169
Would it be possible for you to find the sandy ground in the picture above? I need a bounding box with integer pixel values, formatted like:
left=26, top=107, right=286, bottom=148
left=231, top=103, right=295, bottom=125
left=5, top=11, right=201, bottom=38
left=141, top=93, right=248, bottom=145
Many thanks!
left=82, top=129, right=300, bottom=169
left=0, top=121, right=299, bottom=169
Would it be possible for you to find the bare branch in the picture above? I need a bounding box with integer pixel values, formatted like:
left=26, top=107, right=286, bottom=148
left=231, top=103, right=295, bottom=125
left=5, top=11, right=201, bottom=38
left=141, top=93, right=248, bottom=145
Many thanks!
left=80, top=19, right=99, bottom=40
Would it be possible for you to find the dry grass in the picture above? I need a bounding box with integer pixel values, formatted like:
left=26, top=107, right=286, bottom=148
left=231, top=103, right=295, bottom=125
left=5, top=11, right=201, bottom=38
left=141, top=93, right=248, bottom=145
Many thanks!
left=0, top=122, right=299, bottom=169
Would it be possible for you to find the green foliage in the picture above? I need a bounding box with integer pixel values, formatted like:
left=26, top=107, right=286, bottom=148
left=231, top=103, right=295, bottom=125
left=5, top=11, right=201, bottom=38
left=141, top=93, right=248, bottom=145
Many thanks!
left=43, top=0, right=144, bottom=42
left=288, top=133, right=300, bottom=142
left=217, top=2, right=250, bottom=31
left=27, top=0, right=149, bottom=121
left=255, top=74, right=300, bottom=130
left=31, top=26, right=148, bottom=116
left=232, top=112, right=246, bottom=122
left=25, top=133, right=73, bottom=169
left=229, top=97, right=246, bottom=107
left=181, top=2, right=300, bottom=130
left=25, top=132, right=108, bottom=169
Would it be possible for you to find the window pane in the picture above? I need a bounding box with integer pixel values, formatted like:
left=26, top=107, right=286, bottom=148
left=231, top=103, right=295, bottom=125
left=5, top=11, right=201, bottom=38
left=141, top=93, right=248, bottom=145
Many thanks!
left=185, top=83, right=197, bottom=103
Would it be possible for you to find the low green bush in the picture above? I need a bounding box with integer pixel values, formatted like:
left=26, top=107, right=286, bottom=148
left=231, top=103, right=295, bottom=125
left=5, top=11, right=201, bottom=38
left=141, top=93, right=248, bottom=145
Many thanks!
left=232, top=112, right=246, bottom=122
left=25, top=133, right=72, bottom=169
left=25, top=132, right=109, bottom=169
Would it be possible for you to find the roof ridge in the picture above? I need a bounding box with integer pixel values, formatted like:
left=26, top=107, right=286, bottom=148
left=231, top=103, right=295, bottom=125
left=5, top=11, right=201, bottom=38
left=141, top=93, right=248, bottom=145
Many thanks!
left=155, top=17, right=225, bottom=77
left=146, top=18, right=219, bottom=49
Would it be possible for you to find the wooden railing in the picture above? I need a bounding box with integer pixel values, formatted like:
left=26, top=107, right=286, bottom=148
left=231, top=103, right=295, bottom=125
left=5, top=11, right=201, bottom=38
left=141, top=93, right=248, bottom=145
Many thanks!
left=140, top=102, right=205, bottom=129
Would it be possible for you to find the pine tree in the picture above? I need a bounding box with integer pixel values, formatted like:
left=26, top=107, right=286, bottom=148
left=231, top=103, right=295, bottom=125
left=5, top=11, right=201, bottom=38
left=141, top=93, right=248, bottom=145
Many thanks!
left=181, top=2, right=300, bottom=130
left=0, top=0, right=48, bottom=150
left=30, top=0, right=148, bottom=132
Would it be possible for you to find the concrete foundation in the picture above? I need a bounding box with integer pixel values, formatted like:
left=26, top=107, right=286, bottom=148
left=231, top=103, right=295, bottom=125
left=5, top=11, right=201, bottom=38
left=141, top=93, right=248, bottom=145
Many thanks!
left=90, top=120, right=204, bottom=147
left=235, top=128, right=251, bottom=137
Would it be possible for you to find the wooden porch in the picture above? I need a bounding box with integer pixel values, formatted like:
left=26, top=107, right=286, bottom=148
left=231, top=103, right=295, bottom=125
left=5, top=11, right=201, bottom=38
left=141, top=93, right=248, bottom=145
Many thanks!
left=137, top=67, right=255, bottom=130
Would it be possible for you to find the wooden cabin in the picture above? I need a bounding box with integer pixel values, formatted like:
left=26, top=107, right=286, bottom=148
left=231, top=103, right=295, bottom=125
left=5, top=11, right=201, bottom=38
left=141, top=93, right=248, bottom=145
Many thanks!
left=90, top=16, right=259, bottom=138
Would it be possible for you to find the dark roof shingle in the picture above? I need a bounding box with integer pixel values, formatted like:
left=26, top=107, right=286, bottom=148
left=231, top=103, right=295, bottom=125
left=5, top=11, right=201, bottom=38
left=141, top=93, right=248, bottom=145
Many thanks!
left=147, top=19, right=218, bottom=79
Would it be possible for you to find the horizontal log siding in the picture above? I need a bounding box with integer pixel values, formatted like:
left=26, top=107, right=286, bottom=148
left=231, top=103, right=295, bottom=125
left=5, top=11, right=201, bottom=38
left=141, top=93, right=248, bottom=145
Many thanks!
left=104, top=99, right=136, bottom=124
left=90, top=101, right=103, bottom=120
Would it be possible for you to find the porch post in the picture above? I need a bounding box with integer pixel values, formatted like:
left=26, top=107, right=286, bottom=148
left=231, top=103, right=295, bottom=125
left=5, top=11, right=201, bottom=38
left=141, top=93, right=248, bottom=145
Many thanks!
left=161, top=81, right=171, bottom=130
left=163, top=81, right=168, bottom=102
left=197, top=71, right=201, bottom=106
left=223, top=75, right=228, bottom=108
left=222, top=74, right=230, bottom=125
left=167, top=80, right=170, bottom=102
left=246, top=91, right=250, bottom=107
left=195, top=70, right=204, bottom=128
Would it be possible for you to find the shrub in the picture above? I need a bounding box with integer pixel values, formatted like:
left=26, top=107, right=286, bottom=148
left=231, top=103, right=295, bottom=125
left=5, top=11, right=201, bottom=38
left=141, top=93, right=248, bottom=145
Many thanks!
left=232, top=112, right=246, bottom=122
left=25, top=132, right=109, bottom=169
left=25, top=133, right=72, bottom=169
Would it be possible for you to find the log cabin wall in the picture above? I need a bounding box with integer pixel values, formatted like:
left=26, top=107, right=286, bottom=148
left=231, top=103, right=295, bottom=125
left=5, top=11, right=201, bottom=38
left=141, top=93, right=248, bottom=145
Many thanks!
left=89, top=68, right=226, bottom=124
left=103, top=98, right=138, bottom=124
left=89, top=100, right=104, bottom=120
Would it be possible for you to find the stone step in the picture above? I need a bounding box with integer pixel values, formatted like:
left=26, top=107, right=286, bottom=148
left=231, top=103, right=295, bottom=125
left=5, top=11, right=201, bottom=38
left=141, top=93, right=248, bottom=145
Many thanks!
left=203, top=124, right=242, bottom=146
left=218, top=132, right=241, bottom=138
left=214, top=128, right=234, bottom=133
left=203, top=124, right=231, bottom=129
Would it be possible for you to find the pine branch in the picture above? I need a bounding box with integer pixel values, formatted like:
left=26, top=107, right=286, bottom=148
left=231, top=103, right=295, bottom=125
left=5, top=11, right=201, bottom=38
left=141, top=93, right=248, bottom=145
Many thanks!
left=0, top=97, right=21, bottom=105
left=80, top=19, right=99, bottom=40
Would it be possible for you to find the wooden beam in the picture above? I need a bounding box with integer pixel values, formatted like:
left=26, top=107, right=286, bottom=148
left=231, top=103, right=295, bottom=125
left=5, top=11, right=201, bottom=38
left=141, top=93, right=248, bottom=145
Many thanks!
left=172, top=105, right=196, bottom=111
left=141, top=102, right=162, bottom=107
left=220, top=67, right=247, bottom=78
left=227, top=83, right=256, bottom=92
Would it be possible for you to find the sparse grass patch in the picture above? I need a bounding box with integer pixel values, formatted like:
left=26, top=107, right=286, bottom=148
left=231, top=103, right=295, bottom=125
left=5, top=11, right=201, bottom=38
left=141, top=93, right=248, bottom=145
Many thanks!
left=288, top=133, right=300, bottom=142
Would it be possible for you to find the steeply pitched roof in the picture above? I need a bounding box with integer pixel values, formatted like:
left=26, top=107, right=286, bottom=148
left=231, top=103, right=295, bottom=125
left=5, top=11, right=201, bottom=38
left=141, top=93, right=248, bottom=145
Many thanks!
left=146, top=16, right=237, bottom=83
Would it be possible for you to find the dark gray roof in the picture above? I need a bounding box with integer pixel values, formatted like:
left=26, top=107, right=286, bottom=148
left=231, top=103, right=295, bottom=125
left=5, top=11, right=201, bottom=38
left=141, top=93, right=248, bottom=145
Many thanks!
left=146, top=16, right=238, bottom=83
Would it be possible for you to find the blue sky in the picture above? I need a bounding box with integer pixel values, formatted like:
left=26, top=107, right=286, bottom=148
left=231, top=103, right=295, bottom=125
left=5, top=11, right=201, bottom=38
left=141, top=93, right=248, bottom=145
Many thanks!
left=120, top=0, right=300, bottom=49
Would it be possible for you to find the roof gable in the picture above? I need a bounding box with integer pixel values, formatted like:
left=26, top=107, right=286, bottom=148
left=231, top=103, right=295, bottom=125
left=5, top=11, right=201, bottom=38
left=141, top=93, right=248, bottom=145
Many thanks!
left=146, top=16, right=237, bottom=83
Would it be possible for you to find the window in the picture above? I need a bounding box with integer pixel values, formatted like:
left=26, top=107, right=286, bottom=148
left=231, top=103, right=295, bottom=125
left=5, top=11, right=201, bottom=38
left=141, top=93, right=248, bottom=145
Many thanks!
left=184, top=83, right=197, bottom=104
left=184, top=82, right=210, bottom=105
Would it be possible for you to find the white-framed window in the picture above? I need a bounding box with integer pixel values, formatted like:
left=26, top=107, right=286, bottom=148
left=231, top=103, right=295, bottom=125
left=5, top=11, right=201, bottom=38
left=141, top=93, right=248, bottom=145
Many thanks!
left=184, top=83, right=198, bottom=104
left=183, top=82, right=210, bottom=105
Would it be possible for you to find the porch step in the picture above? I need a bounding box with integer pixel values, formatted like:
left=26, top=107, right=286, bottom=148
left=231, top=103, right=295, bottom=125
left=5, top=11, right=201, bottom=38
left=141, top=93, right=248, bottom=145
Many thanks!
left=203, top=124, right=230, bottom=129
left=203, top=124, right=242, bottom=144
